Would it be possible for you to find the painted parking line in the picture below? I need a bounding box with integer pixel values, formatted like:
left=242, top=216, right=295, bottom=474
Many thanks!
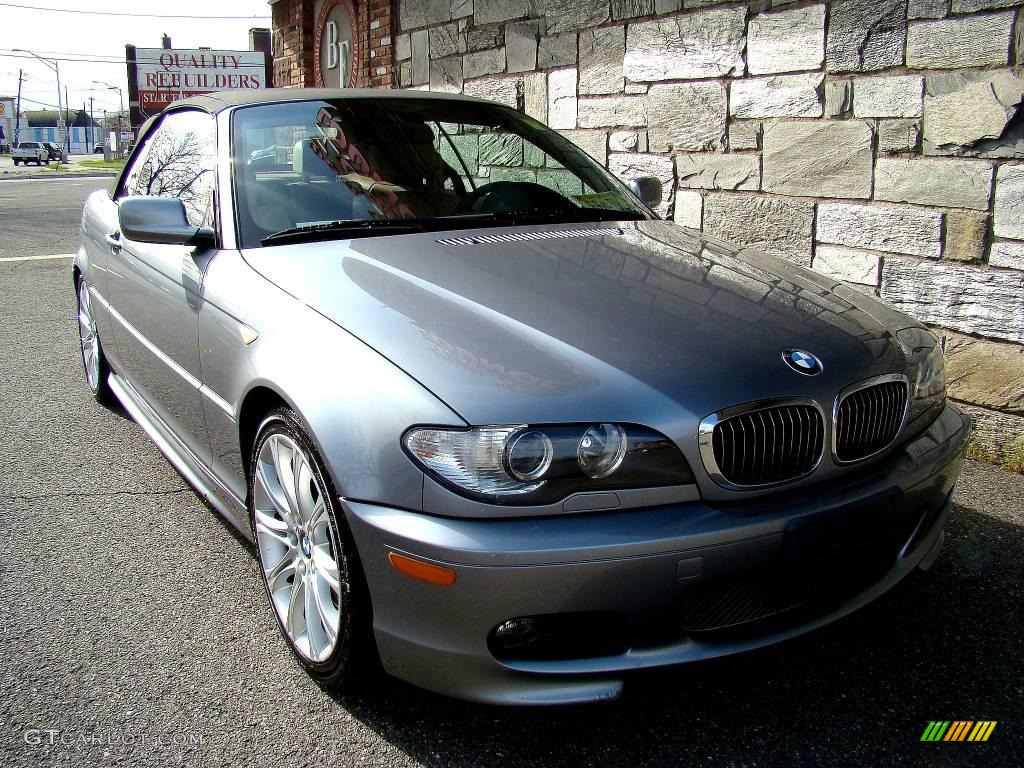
left=0, top=253, right=75, bottom=263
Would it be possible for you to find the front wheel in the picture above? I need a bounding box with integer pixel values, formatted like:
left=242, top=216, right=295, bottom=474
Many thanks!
left=249, top=408, right=376, bottom=688
left=77, top=277, right=114, bottom=405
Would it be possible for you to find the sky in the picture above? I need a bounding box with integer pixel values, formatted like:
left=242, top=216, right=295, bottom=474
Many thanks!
left=0, top=0, right=271, bottom=118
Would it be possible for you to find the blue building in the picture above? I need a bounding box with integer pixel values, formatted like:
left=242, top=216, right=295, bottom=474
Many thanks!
left=21, top=109, right=102, bottom=155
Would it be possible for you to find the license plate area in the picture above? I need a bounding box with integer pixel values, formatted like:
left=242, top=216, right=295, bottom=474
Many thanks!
left=782, top=489, right=903, bottom=603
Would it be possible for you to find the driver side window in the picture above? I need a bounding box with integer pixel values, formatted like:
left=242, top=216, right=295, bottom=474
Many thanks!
left=120, top=110, right=217, bottom=228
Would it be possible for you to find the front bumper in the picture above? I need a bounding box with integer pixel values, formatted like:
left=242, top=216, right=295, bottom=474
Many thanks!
left=343, top=403, right=970, bottom=705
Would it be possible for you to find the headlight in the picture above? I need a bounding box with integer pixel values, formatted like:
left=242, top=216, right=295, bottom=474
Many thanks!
left=577, top=423, right=628, bottom=478
left=404, top=423, right=694, bottom=504
left=897, top=327, right=946, bottom=423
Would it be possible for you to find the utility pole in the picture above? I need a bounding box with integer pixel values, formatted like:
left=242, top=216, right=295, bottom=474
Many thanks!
left=14, top=68, right=23, bottom=146
left=88, top=97, right=94, bottom=151
left=11, top=50, right=62, bottom=148
left=55, top=60, right=63, bottom=152
left=64, top=85, right=70, bottom=154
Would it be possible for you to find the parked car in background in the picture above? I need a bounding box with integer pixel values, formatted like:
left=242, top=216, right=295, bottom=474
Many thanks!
left=13, top=141, right=48, bottom=165
left=247, top=144, right=279, bottom=170
left=42, top=141, right=63, bottom=161
left=93, top=143, right=104, bottom=154
left=74, top=88, right=970, bottom=705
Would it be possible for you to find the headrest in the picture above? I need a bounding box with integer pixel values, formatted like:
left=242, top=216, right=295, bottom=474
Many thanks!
left=400, top=121, right=437, bottom=145
left=346, top=119, right=436, bottom=148
left=293, top=139, right=322, bottom=179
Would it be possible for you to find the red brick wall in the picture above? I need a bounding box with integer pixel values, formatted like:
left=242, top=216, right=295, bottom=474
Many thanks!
left=366, top=0, right=393, bottom=88
left=271, top=0, right=315, bottom=87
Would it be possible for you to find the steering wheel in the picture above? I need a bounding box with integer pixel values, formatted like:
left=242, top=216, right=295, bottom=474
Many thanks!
left=441, top=163, right=467, bottom=197
left=455, top=181, right=572, bottom=215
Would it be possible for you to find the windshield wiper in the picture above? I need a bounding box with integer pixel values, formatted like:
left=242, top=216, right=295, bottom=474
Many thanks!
left=260, top=213, right=512, bottom=246
left=261, top=219, right=424, bottom=246
left=259, top=209, right=644, bottom=246
left=483, top=208, right=646, bottom=225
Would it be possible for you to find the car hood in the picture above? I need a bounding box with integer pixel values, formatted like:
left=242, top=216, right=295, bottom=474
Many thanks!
left=242, top=220, right=915, bottom=428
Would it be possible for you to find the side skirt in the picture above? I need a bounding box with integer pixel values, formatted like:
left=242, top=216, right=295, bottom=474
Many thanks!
left=107, top=372, right=254, bottom=544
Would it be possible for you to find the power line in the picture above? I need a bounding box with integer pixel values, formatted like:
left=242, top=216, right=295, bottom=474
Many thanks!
left=2, top=88, right=121, bottom=102
left=0, top=48, right=126, bottom=60
left=0, top=2, right=270, bottom=18
left=15, top=95, right=61, bottom=108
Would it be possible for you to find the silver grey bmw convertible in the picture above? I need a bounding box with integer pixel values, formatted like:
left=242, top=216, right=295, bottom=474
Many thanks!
left=75, top=89, right=970, bottom=705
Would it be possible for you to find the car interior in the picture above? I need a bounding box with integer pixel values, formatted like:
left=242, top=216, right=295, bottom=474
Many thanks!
left=236, top=112, right=469, bottom=243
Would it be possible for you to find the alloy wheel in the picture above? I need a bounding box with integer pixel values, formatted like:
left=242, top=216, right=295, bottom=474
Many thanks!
left=253, top=432, right=343, bottom=663
left=77, top=281, right=101, bottom=392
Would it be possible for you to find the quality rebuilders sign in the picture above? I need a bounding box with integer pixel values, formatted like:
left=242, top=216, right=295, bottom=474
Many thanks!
left=134, top=48, right=266, bottom=111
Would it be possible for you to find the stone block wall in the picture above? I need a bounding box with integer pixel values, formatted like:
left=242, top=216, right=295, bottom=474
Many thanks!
left=393, top=0, right=1024, bottom=470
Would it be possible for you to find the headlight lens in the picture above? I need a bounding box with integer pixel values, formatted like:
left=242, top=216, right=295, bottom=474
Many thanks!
left=505, top=429, right=554, bottom=481
left=404, top=425, right=537, bottom=496
left=577, top=423, right=628, bottom=478
left=404, top=423, right=694, bottom=504
left=897, top=327, right=946, bottom=423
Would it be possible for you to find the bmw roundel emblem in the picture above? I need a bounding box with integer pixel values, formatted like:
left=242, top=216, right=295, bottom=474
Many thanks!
left=782, top=349, right=823, bottom=375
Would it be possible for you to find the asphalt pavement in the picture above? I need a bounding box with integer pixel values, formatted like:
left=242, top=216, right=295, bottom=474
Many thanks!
left=0, top=176, right=1021, bottom=767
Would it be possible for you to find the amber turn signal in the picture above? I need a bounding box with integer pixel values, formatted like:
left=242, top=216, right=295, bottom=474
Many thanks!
left=387, top=551, right=457, bottom=586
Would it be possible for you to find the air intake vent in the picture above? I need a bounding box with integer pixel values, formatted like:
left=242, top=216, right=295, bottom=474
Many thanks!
left=436, top=227, right=622, bottom=247
left=834, top=377, right=908, bottom=463
left=681, top=574, right=793, bottom=633
left=702, top=402, right=824, bottom=488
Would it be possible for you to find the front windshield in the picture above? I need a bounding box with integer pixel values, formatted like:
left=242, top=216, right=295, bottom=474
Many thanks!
left=231, top=97, right=652, bottom=248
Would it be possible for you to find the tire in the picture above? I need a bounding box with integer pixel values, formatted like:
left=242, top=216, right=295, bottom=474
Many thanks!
left=76, top=276, right=115, bottom=405
left=249, top=408, right=376, bottom=689
left=12, top=159, right=18, bottom=166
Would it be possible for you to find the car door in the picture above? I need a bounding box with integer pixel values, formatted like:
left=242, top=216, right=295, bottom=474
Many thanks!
left=105, top=109, right=218, bottom=465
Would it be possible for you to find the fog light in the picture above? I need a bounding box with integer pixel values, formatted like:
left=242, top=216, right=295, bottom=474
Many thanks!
left=493, top=618, right=539, bottom=650
left=577, top=423, right=627, bottom=478
left=488, top=612, right=630, bottom=661
left=503, top=429, right=553, bottom=481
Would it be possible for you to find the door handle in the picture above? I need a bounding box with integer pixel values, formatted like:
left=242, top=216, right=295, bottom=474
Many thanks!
left=105, top=231, right=122, bottom=253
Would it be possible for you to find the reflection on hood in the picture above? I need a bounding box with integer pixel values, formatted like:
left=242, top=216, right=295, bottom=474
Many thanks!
left=343, top=256, right=592, bottom=397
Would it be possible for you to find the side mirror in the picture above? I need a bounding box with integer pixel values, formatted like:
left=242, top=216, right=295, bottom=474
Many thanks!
left=118, top=196, right=215, bottom=247
left=627, top=176, right=663, bottom=208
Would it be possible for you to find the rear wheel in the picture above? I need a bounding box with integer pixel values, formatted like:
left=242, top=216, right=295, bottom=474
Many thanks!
left=249, top=408, right=376, bottom=688
left=76, top=276, right=114, bottom=405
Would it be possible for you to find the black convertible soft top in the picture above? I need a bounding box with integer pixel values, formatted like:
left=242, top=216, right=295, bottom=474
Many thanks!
left=170, top=87, right=491, bottom=114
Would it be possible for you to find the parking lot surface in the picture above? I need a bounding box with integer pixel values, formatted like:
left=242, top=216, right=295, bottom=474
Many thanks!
left=0, top=177, right=1020, bottom=766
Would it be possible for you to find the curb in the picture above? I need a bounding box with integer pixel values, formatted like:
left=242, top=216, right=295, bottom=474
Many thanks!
left=0, top=172, right=117, bottom=181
